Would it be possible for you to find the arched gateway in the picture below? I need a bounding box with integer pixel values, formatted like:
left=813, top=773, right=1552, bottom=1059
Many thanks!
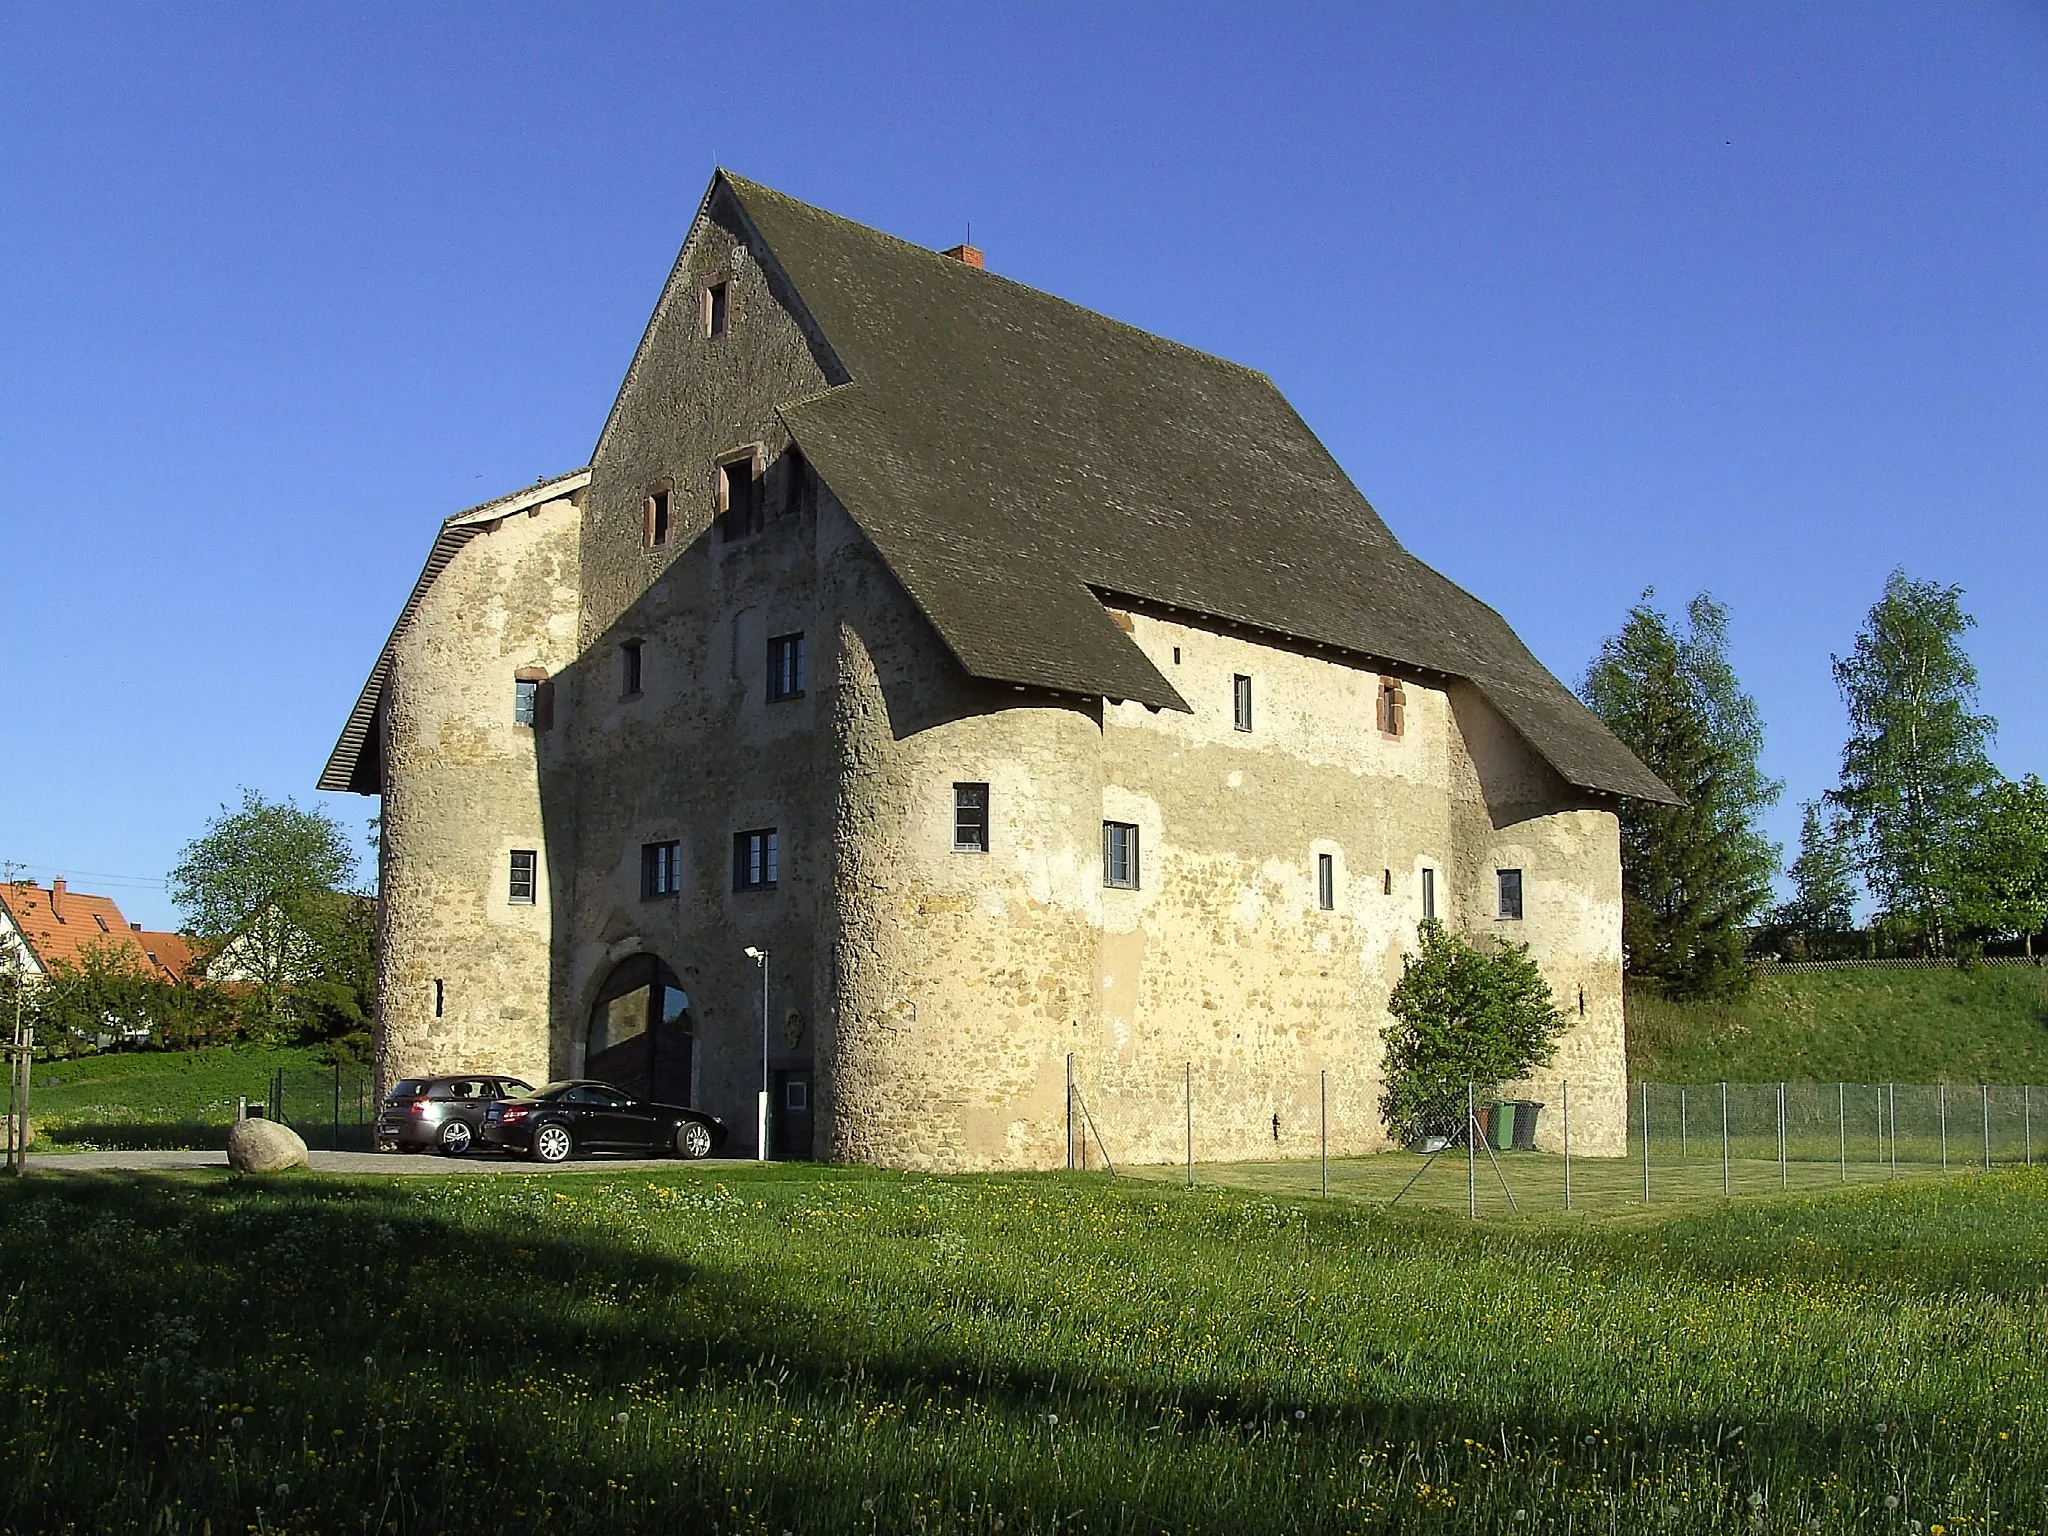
left=586, top=956, right=693, bottom=1103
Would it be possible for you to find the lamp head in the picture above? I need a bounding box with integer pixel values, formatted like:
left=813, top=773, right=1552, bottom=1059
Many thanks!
left=744, top=946, right=765, bottom=963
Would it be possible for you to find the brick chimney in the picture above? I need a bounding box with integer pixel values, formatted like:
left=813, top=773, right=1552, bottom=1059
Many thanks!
left=941, top=244, right=984, bottom=270
left=50, top=878, right=65, bottom=920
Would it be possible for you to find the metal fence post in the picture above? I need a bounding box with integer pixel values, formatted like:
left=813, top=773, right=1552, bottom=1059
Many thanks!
left=1066, top=1053, right=1075, bottom=1171
left=1680, top=1086, right=1688, bottom=1162
left=332, top=1060, right=341, bottom=1152
left=2027, top=1085, right=2034, bottom=1168
left=1641, top=1080, right=1651, bottom=1204
left=1777, top=1081, right=1787, bottom=1190
left=1562, top=1079, right=1571, bottom=1211
left=1184, top=1062, right=1192, bottom=1189
left=1982, top=1083, right=1991, bottom=1172
left=1939, top=1082, right=1948, bottom=1174
left=1839, top=1081, right=1847, bottom=1183
left=1320, top=1070, right=1328, bottom=1197
left=1467, top=1081, right=1476, bottom=1219
left=1888, top=1083, right=1897, bottom=1178
left=1720, top=1080, right=1730, bottom=1197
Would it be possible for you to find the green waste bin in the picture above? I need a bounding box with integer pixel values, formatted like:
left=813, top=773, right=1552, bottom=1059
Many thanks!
left=1508, top=1100, right=1543, bottom=1152
left=1484, top=1101, right=1512, bottom=1150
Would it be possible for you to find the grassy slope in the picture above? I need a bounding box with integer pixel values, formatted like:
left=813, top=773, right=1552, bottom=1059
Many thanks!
left=27, top=1043, right=371, bottom=1147
left=3, top=1162, right=2045, bottom=1535
left=1627, top=964, right=2048, bottom=1082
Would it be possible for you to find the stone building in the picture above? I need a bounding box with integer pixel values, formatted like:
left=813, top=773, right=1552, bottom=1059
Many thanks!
left=321, top=172, right=1673, bottom=1166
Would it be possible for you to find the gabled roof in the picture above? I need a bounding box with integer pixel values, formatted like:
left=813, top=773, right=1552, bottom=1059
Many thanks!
left=718, top=173, right=1676, bottom=804
left=318, top=470, right=590, bottom=794
left=0, top=881, right=195, bottom=982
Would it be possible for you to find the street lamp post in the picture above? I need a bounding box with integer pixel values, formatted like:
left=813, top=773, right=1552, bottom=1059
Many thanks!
left=744, top=947, right=769, bottom=1161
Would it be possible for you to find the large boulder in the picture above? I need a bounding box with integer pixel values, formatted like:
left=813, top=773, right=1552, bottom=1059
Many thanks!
left=226, top=1117, right=308, bottom=1174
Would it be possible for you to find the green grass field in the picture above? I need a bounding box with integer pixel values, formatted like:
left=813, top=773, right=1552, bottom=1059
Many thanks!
left=24, top=1043, right=373, bottom=1149
left=4, top=1161, right=2046, bottom=1534
left=1627, top=964, right=2048, bottom=1083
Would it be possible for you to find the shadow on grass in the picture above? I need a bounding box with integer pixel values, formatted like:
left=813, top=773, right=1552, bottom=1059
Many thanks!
left=0, top=1166, right=2026, bottom=1534
left=39, top=1118, right=379, bottom=1152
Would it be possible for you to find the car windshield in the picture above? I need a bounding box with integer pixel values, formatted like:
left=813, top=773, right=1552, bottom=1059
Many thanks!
left=518, top=1082, right=580, bottom=1102
left=499, top=1080, right=534, bottom=1097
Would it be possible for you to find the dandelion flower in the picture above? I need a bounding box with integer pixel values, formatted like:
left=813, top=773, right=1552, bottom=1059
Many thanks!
left=1514, top=1512, right=1528, bottom=1523
left=1294, top=1409, right=1306, bottom=1420
left=615, top=1412, right=629, bottom=1425
left=1748, top=1492, right=1765, bottom=1509
left=230, top=1416, right=243, bottom=1431
left=1876, top=1422, right=1888, bottom=1435
left=1884, top=1495, right=1900, bottom=1511
left=275, top=1483, right=290, bottom=1498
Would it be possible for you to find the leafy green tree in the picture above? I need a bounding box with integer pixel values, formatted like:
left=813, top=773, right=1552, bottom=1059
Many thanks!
left=1379, top=921, right=1567, bottom=1144
left=1581, top=592, right=1782, bottom=996
left=1828, top=572, right=1998, bottom=955
left=1774, top=800, right=1860, bottom=938
left=169, top=789, right=362, bottom=1035
left=1956, top=775, right=2048, bottom=957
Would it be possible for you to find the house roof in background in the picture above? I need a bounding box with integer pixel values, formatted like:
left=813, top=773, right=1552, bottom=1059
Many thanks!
left=720, top=172, right=1677, bottom=804
left=0, top=880, right=195, bottom=982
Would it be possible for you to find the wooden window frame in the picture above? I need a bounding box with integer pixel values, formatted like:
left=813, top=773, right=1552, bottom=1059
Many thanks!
left=508, top=850, right=538, bottom=905
left=1497, top=868, right=1524, bottom=922
left=703, top=278, right=731, bottom=338
left=1103, top=821, right=1141, bottom=890
left=717, top=446, right=766, bottom=542
left=953, top=782, right=990, bottom=853
left=1317, top=853, right=1335, bottom=911
left=733, top=828, right=780, bottom=892
left=1378, top=675, right=1407, bottom=738
left=1420, top=866, right=1436, bottom=921
left=641, top=841, right=682, bottom=901
left=766, top=632, right=806, bottom=702
left=1232, top=674, right=1253, bottom=732
left=513, top=667, right=552, bottom=731
left=643, top=483, right=673, bottom=549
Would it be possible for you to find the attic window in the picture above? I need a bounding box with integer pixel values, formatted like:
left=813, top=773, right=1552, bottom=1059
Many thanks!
left=1232, top=674, right=1253, bottom=732
left=720, top=457, right=762, bottom=541
left=704, top=281, right=730, bottom=338
left=1378, top=676, right=1406, bottom=737
left=644, top=487, right=671, bottom=548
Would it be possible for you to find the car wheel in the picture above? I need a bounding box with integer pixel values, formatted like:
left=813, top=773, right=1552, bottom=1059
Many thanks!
left=532, top=1123, right=574, bottom=1164
left=675, top=1120, right=714, bottom=1160
left=437, top=1120, right=473, bottom=1156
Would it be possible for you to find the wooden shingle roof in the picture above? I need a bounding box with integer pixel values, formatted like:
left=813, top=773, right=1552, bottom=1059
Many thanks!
left=721, top=174, right=1677, bottom=804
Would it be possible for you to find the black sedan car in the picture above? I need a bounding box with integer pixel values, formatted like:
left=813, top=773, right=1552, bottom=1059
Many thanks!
left=479, top=1080, right=727, bottom=1162
left=376, top=1075, right=536, bottom=1155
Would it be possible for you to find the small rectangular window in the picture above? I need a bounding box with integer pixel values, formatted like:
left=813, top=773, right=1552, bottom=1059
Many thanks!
left=1379, top=676, right=1407, bottom=737
left=1103, top=821, right=1140, bottom=890
left=1232, top=674, right=1253, bottom=732
left=644, top=488, right=671, bottom=548
left=621, top=640, right=643, bottom=697
left=642, top=841, right=682, bottom=900
left=705, top=281, right=729, bottom=337
left=767, top=633, right=806, bottom=701
left=953, top=783, right=990, bottom=852
left=721, top=459, right=761, bottom=541
left=509, top=850, right=538, bottom=905
left=1317, top=853, right=1335, bottom=911
left=785, top=1079, right=808, bottom=1111
left=513, top=678, right=540, bottom=726
left=1497, top=868, right=1524, bottom=921
left=433, top=979, right=444, bottom=1018
left=1420, top=867, right=1436, bottom=921
left=733, top=829, right=779, bottom=891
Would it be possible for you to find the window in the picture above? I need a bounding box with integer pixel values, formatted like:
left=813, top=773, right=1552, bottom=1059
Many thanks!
left=1497, top=868, right=1524, bottom=921
left=644, top=487, right=671, bottom=548
left=1420, top=866, right=1436, bottom=921
left=780, top=447, right=809, bottom=520
left=621, top=640, right=643, bottom=697
left=767, top=633, right=805, bottom=701
left=1232, top=674, right=1253, bottom=732
left=433, top=979, right=444, bottom=1018
left=1378, top=676, right=1407, bottom=737
left=720, top=458, right=761, bottom=541
left=953, top=783, right=990, bottom=852
left=1103, top=821, right=1140, bottom=890
left=785, top=1079, right=809, bottom=1111
left=642, top=841, right=682, bottom=900
left=509, top=850, right=538, bottom=905
left=1173, top=646, right=1182, bottom=665
left=1317, top=853, right=1335, bottom=911
left=733, top=829, right=779, bottom=891
left=514, top=678, right=540, bottom=726
left=705, top=280, right=730, bottom=337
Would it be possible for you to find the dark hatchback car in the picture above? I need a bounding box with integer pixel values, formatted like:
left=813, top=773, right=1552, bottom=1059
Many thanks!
left=480, top=1080, right=728, bottom=1163
left=376, top=1075, right=535, bottom=1155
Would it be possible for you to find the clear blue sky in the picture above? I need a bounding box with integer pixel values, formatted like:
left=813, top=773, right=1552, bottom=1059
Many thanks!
left=4, top=3, right=2045, bottom=931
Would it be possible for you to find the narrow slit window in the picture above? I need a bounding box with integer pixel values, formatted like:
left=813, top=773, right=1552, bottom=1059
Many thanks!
left=767, top=633, right=806, bottom=701
left=953, top=783, right=990, bottom=852
left=1232, top=674, right=1253, bottom=732
left=1317, top=853, right=1335, bottom=911
left=643, top=488, right=672, bottom=548
left=1378, top=676, right=1407, bottom=737
left=1497, top=868, right=1524, bottom=921
left=433, top=979, right=444, bottom=1018
left=513, top=677, right=540, bottom=727
left=621, top=640, right=643, bottom=697
left=1103, top=821, right=1140, bottom=890
left=642, top=841, right=682, bottom=900
left=705, top=281, right=730, bottom=337
left=1420, top=867, right=1436, bottom=921
left=509, top=850, right=538, bottom=905
left=721, top=459, right=761, bottom=541
left=733, top=829, right=779, bottom=891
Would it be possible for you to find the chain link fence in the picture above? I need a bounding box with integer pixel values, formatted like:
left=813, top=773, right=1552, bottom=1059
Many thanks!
left=253, top=1059, right=378, bottom=1151
left=1094, top=1063, right=2045, bottom=1215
